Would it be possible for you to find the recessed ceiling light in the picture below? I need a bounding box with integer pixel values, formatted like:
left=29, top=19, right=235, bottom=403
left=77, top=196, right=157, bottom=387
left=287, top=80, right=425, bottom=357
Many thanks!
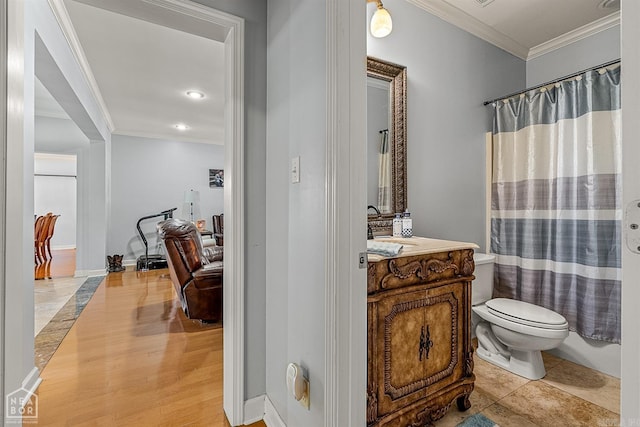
left=185, top=90, right=205, bottom=99
left=175, top=123, right=189, bottom=131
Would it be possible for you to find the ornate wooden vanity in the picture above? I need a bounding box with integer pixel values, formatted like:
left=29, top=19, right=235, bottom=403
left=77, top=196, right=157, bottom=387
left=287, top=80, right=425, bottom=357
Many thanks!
left=367, top=237, right=478, bottom=426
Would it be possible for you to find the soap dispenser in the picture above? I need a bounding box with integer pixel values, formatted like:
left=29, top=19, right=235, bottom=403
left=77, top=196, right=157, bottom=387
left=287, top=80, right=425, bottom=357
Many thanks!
left=402, top=211, right=412, bottom=238
left=393, top=213, right=403, bottom=237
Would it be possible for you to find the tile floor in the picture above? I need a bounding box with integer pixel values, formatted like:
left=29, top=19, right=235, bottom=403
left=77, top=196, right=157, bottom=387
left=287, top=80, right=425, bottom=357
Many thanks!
left=436, top=351, right=620, bottom=427
left=34, top=276, right=86, bottom=336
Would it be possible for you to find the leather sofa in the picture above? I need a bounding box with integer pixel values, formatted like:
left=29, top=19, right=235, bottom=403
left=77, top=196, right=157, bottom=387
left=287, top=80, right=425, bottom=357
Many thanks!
left=157, top=218, right=223, bottom=322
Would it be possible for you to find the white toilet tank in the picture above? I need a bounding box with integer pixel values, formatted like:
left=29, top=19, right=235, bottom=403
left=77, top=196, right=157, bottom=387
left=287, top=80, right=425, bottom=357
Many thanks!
left=472, top=253, right=495, bottom=306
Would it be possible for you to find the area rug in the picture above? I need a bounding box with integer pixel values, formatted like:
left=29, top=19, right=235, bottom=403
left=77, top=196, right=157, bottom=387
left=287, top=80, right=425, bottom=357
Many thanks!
left=456, top=413, right=499, bottom=427
left=34, top=276, right=105, bottom=371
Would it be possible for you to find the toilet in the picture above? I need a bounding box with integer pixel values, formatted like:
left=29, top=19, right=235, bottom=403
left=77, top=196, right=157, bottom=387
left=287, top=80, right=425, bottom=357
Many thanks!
left=472, top=253, right=569, bottom=380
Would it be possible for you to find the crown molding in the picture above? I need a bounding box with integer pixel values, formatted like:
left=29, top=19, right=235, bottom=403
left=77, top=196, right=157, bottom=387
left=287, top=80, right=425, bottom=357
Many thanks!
left=406, top=0, right=620, bottom=61
left=527, top=11, right=620, bottom=60
left=110, top=129, right=223, bottom=145
left=406, top=0, right=529, bottom=59
left=47, top=0, right=115, bottom=132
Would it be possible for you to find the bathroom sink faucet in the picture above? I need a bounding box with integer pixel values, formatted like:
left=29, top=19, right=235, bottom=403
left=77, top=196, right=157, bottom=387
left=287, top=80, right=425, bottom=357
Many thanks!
left=368, top=205, right=381, bottom=216
left=367, top=205, right=380, bottom=239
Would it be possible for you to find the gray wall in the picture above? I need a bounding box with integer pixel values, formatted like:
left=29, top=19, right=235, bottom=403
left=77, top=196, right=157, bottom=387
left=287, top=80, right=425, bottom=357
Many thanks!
left=109, top=135, right=224, bottom=263
left=524, top=25, right=621, bottom=378
left=266, top=0, right=328, bottom=424
left=526, top=26, right=620, bottom=87
left=367, top=0, right=525, bottom=252
left=191, top=0, right=268, bottom=401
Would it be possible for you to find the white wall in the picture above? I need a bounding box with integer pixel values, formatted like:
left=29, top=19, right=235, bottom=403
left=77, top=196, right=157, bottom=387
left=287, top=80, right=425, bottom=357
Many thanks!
left=34, top=153, right=77, bottom=249
left=526, top=26, right=620, bottom=87
left=266, top=0, right=329, bottom=424
left=367, top=0, right=525, bottom=252
left=110, top=134, right=223, bottom=263
left=523, top=26, right=622, bottom=378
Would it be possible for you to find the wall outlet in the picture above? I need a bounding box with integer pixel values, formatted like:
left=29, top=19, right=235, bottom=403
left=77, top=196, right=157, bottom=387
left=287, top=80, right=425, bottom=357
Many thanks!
left=291, top=156, right=300, bottom=183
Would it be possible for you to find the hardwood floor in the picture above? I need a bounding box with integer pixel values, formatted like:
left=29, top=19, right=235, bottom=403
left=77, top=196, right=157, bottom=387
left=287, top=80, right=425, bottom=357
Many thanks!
left=35, top=248, right=76, bottom=280
left=48, top=248, right=76, bottom=278
left=34, top=268, right=266, bottom=427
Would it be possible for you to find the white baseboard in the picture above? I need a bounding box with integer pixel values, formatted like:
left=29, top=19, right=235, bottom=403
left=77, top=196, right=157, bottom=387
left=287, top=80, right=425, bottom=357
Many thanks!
left=23, top=367, right=42, bottom=393
left=5, top=368, right=42, bottom=419
left=263, top=395, right=286, bottom=427
left=51, top=244, right=76, bottom=250
left=74, top=268, right=107, bottom=278
left=123, top=259, right=137, bottom=267
left=243, top=395, right=266, bottom=424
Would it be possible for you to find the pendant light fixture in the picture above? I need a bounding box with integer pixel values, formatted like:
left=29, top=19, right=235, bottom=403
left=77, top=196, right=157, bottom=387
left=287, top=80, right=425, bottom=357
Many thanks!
left=368, top=0, right=392, bottom=38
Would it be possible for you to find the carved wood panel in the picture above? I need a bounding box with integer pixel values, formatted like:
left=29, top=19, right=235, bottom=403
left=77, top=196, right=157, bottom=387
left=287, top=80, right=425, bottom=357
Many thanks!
left=367, top=248, right=475, bottom=426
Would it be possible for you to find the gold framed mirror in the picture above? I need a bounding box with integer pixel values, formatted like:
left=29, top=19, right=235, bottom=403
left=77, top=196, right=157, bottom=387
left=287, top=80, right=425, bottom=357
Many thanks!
left=367, top=56, right=407, bottom=235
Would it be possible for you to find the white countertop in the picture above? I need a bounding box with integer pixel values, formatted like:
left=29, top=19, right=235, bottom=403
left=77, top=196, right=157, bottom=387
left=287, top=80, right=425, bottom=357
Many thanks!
left=367, top=236, right=479, bottom=262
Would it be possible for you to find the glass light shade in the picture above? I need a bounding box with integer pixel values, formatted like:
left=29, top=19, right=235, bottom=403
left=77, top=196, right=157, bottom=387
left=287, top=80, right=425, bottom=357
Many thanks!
left=371, top=7, right=392, bottom=38
left=183, top=189, right=200, bottom=203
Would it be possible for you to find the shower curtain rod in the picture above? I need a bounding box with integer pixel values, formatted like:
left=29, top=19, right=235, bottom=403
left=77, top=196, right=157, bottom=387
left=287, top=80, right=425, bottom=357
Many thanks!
left=483, top=58, right=621, bottom=106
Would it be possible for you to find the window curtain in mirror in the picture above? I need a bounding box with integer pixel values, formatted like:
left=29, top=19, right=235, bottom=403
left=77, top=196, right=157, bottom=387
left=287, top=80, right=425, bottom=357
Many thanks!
left=377, top=130, right=392, bottom=213
left=491, top=65, right=621, bottom=343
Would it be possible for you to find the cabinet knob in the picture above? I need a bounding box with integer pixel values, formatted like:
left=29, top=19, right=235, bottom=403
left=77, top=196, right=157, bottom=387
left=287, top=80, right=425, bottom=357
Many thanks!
left=419, top=325, right=434, bottom=361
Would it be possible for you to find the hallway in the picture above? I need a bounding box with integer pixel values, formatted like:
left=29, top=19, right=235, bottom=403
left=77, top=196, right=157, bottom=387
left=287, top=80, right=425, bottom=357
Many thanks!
left=33, top=268, right=262, bottom=426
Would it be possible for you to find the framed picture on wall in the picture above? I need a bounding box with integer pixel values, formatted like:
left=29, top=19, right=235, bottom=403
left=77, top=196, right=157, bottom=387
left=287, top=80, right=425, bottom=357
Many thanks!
left=209, top=169, right=224, bottom=188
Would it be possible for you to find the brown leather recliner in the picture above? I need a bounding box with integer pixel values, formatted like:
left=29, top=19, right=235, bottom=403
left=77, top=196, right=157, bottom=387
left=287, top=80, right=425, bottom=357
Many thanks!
left=157, top=218, right=223, bottom=322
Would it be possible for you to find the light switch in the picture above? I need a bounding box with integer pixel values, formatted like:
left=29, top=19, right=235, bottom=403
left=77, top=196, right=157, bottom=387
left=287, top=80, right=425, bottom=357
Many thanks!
left=291, top=156, right=300, bottom=183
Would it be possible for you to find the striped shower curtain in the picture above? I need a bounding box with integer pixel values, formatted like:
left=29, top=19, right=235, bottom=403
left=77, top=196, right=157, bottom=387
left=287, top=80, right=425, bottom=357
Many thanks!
left=491, top=65, right=621, bottom=343
left=377, top=129, right=392, bottom=214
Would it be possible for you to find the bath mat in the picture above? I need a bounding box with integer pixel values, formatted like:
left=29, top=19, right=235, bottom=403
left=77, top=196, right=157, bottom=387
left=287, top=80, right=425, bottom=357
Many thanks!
left=456, top=413, right=499, bottom=427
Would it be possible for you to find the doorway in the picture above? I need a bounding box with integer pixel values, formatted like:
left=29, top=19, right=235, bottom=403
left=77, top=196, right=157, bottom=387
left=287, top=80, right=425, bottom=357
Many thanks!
left=44, top=0, right=246, bottom=423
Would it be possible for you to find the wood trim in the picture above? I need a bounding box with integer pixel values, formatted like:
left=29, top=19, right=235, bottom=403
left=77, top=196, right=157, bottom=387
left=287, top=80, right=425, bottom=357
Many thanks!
left=406, top=0, right=529, bottom=59
left=264, top=395, right=286, bottom=427
left=325, top=0, right=367, bottom=425
left=0, top=0, right=6, bottom=411
left=243, top=395, right=266, bottom=425
left=222, top=12, right=245, bottom=426
left=46, top=0, right=115, bottom=132
left=621, top=0, right=640, bottom=420
left=527, top=12, right=620, bottom=60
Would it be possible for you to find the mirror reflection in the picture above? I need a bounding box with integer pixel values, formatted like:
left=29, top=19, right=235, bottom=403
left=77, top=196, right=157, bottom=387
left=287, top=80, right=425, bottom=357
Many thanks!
left=367, top=76, right=392, bottom=214
left=366, top=57, right=407, bottom=235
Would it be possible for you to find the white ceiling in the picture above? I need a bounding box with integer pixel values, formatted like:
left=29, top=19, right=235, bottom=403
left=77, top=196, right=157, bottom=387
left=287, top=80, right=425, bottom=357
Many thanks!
left=63, top=0, right=225, bottom=145
left=406, top=0, right=620, bottom=59
left=45, top=0, right=619, bottom=152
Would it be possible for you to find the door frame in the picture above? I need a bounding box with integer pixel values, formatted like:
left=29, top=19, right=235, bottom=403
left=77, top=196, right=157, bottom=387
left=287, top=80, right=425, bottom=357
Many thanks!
left=5, top=0, right=246, bottom=424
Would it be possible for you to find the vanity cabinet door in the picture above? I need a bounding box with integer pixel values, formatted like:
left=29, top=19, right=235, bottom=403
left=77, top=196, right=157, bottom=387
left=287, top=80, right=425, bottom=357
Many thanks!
left=368, top=281, right=466, bottom=422
left=370, top=288, right=427, bottom=418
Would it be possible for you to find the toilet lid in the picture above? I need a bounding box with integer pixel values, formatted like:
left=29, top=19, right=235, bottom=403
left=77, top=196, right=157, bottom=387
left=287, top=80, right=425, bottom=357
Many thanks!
left=486, top=298, right=568, bottom=330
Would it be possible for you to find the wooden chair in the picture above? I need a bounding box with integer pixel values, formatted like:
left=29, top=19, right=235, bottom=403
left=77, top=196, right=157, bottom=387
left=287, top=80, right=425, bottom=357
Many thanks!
left=43, top=214, right=60, bottom=260
left=212, top=214, right=223, bottom=246
left=35, top=213, right=53, bottom=264
left=34, top=215, right=45, bottom=264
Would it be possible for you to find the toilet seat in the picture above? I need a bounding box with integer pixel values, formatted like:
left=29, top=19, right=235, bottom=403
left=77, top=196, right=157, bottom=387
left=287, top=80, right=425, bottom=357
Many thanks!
left=472, top=303, right=569, bottom=340
left=486, top=298, right=568, bottom=330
